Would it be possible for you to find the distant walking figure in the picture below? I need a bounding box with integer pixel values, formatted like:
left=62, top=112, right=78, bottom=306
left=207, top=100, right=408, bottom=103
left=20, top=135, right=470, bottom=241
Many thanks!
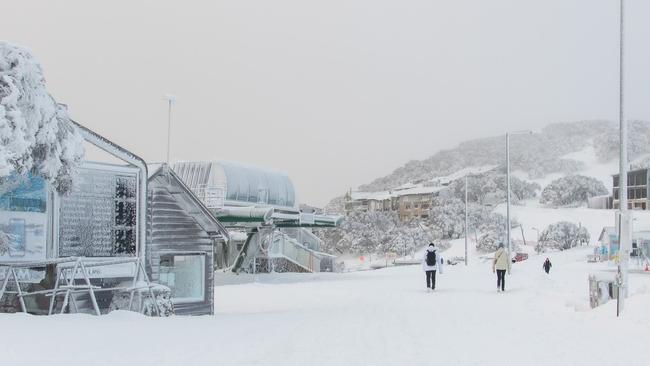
left=543, top=258, right=552, bottom=274
left=492, top=243, right=511, bottom=292
left=422, top=243, right=438, bottom=291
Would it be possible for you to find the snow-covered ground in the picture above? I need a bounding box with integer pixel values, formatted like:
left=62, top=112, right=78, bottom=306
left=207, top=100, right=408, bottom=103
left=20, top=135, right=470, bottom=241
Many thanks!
left=2, top=246, right=650, bottom=366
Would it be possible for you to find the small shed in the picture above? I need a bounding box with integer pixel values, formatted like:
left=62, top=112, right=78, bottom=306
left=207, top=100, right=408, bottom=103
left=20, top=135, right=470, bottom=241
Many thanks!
left=147, top=165, right=229, bottom=315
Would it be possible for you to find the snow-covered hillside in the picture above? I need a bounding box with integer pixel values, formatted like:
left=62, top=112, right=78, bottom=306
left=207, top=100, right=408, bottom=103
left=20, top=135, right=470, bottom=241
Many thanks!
left=3, top=247, right=650, bottom=366
left=358, top=120, right=650, bottom=192
left=512, top=141, right=617, bottom=192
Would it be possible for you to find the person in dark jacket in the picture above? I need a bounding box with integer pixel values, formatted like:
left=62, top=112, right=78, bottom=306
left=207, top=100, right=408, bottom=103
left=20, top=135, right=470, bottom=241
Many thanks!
left=422, top=243, right=439, bottom=291
left=543, top=258, right=552, bottom=274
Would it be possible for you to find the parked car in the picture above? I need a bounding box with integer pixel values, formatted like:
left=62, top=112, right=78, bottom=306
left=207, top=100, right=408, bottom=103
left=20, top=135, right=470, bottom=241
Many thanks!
left=512, top=252, right=529, bottom=263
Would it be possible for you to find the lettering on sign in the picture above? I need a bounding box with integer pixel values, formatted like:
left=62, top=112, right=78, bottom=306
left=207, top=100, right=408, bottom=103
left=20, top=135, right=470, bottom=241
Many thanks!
left=59, top=169, right=137, bottom=257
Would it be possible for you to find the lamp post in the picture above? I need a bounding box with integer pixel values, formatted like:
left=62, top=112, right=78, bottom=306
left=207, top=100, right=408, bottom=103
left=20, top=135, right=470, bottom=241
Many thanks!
left=463, top=173, right=480, bottom=266
left=164, top=94, right=177, bottom=164
left=465, top=175, right=468, bottom=266
left=506, top=130, right=533, bottom=267
left=617, top=0, right=629, bottom=314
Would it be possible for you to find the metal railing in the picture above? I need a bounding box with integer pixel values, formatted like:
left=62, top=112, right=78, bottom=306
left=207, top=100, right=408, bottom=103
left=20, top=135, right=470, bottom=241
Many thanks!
left=269, top=232, right=320, bottom=272
left=0, top=257, right=161, bottom=316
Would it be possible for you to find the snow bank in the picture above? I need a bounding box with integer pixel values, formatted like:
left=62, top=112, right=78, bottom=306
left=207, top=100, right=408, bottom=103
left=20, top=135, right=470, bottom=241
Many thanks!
left=2, top=246, right=650, bottom=366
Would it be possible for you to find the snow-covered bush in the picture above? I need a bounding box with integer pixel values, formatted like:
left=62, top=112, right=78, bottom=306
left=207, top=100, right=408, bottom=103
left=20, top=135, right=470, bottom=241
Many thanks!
left=538, top=221, right=590, bottom=250
left=539, top=175, right=608, bottom=207
left=0, top=42, right=84, bottom=193
left=109, top=285, right=174, bottom=317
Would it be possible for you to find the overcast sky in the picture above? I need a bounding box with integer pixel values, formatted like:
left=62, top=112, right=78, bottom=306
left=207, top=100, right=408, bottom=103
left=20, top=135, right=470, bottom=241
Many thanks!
left=2, top=0, right=649, bottom=206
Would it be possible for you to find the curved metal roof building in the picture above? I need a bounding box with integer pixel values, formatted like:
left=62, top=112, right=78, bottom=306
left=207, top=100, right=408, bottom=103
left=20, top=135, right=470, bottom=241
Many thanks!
left=172, top=161, right=297, bottom=210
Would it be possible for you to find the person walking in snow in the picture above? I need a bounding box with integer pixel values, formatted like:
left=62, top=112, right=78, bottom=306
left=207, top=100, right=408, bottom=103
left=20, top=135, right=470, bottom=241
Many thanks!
left=543, top=258, right=552, bottom=274
left=422, top=243, right=439, bottom=291
left=492, top=243, right=511, bottom=292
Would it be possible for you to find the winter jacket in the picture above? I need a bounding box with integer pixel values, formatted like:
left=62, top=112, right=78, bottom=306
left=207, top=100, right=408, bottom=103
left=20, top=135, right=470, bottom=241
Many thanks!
left=492, top=247, right=511, bottom=271
left=422, top=248, right=439, bottom=271
left=543, top=260, right=552, bottom=271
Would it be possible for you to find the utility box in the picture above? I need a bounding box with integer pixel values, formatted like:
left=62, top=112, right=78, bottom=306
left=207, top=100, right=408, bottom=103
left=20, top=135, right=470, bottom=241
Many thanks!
left=588, top=274, right=619, bottom=309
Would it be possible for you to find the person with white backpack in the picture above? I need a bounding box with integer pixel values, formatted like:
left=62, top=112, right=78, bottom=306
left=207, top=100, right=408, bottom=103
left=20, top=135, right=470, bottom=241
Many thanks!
left=422, top=243, right=443, bottom=292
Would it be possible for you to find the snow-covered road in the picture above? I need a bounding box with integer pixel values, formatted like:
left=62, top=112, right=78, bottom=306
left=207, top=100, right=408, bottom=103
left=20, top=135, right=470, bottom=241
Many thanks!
left=2, top=247, right=650, bottom=366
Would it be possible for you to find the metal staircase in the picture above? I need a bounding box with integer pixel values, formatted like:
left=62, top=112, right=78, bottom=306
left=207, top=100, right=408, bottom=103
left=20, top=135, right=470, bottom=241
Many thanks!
left=233, top=230, right=321, bottom=273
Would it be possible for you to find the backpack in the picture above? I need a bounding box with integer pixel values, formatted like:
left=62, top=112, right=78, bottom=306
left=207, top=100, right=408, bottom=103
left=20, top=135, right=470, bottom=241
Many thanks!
left=426, top=251, right=437, bottom=266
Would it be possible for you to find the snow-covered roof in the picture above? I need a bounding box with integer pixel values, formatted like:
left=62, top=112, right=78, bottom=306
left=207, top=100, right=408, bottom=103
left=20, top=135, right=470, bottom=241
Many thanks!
left=393, top=182, right=418, bottom=191
left=350, top=185, right=446, bottom=201
left=350, top=191, right=393, bottom=201
left=149, top=165, right=229, bottom=241
left=396, top=185, right=446, bottom=196
left=429, top=165, right=498, bottom=185
left=350, top=167, right=497, bottom=203
left=598, top=226, right=616, bottom=242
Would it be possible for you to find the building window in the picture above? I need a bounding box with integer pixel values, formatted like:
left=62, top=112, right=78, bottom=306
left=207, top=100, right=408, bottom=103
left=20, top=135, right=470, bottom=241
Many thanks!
left=0, top=174, right=48, bottom=261
left=159, top=254, right=205, bottom=303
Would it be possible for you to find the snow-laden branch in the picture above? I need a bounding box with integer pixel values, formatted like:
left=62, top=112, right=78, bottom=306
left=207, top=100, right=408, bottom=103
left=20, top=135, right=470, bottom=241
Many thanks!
left=0, top=42, right=84, bottom=193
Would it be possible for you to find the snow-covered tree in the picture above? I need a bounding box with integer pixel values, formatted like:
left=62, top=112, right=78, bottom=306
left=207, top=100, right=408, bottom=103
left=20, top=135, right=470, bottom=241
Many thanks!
left=427, top=196, right=517, bottom=242
left=448, top=172, right=540, bottom=205
left=314, top=211, right=432, bottom=256
left=538, top=221, right=589, bottom=250
left=428, top=196, right=465, bottom=239
left=0, top=42, right=84, bottom=193
left=539, top=175, right=608, bottom=207
left=323, top=195, right=345, bottom=215
left=475, top=212, right=518, bottom=252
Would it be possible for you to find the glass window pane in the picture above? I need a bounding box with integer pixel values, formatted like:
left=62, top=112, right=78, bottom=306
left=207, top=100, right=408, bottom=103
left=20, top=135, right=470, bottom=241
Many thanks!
left=159, top=254, right=205, bottom=303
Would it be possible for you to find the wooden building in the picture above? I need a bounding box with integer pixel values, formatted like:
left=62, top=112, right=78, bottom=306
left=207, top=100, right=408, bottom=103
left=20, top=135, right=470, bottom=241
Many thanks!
left=147, top=165, right=229, bottom=315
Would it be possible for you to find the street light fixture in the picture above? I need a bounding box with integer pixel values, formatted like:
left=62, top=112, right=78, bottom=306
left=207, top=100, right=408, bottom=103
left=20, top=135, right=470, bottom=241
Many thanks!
left=506, top=130, right=533, bottom=268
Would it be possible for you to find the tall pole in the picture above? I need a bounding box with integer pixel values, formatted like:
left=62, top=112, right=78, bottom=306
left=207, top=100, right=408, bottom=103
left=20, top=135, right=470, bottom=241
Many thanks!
left=618, top=0, right=629, bottom=311
left=465, top=175, right=469, bottom=266
left=506, top=132, right=511, bottom=268
left=166, top=99, right=172, bottom=164
left=164, top=94, right=176, bottom=165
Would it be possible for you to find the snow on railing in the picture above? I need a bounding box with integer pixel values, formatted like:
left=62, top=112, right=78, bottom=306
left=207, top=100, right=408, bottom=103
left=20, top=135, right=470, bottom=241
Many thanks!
left=269, top=232, right=320, bottom=272
left=0, top=257, right=162, bottom=316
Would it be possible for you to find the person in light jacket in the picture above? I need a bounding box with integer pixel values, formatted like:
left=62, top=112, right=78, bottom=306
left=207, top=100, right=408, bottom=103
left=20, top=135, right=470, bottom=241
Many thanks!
left=492, top=243, right=511, bottom=292
left=422, top=243, right=443, bottom=291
